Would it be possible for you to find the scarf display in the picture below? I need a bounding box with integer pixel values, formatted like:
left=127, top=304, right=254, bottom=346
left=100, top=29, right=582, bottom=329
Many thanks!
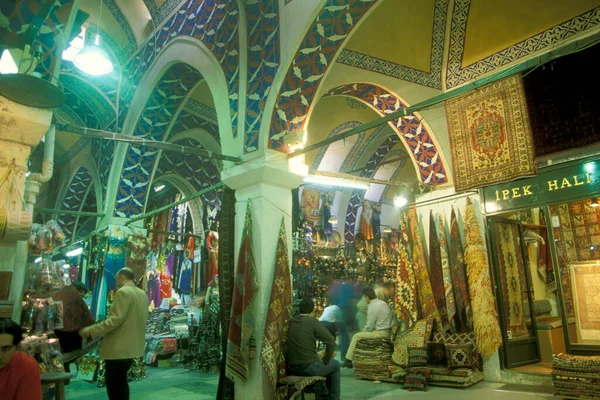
left=428, top=211, right=450, bottom=332
left=261, top=219, right=293, bottom=390
left=394, top=212, right=418, bottom=333
left=449, top=208, right=473, bottom=333
left=218, top=188, right=236, bottom=399
left=226, top=204, right=258, bottom=382
left=438, top=214, right=457, bottom=330
left=407, top=207, right=442, bottom=331
left=464, top=198, right=502, bottom=356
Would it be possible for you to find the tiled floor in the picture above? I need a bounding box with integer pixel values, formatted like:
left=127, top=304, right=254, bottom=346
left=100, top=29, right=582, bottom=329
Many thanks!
left=64, top=366, right=554, bottom=399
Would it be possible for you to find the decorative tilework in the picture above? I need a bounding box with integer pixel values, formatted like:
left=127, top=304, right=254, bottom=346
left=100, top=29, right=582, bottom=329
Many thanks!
left=446, top=1, right=600, bottom=88
left=346, top=97, right=367, bottom=110
left=311, top=121, right=363, bottom=171
left=336, top=0, right=448, bottom=89
left=155, top=137, right=222, bottom=205
left=185, top=99, right=218, bottom=122
left=56, top=137, right=91, bottom=167
left=380, top=149, right=409, bottom=201
left=269, top=0, right=377, bottom=152
left=244, top=0, right=280, bottom=153
left=104, top=0, right=138, bottom=59
left=57, top=168, right=93, bottom=242
left=143, top=0, right=184, bottom=25
left=114, top=63, right=202, bottom=217
left=339, top=124, right=387, bottom=174
left=60, top=74, right=116, bottom=129
left=171, top=111, right=221, bottom=144
left=324, top=83, right=448, bottom=186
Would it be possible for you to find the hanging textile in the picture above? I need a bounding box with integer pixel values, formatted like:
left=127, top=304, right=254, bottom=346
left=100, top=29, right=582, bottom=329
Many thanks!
left=407, top=207, right=442, bottom=331
left=261, top=219, right=293, bottom=391
left=206, top=230, right=219, bottom=285
left=438, top=215, right=457, bottom=330
left=226, top=204, right=258, bottom=383
left=449, top=208, right=473, bottom=333
left=301, top=188, right=321, bottom=223
left=395, top=212, right=418, bottom=333
left=217, top=187, right=236, bottom=399
left=464, top=198, right=502, bottom=356
left=429, top=211, right=450, bottom=332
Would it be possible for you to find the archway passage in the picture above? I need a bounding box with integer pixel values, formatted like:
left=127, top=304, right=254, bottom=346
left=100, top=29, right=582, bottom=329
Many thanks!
left=324, top=83, right=449, bottom=186
left=114, top=63, right=203, bottom=218
left=57, top=167, right=94, bottom=242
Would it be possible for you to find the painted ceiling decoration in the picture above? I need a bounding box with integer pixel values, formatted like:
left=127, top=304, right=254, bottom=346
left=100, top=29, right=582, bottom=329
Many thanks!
left=102, top=0, right=137, bottom=58
left=171, top=110, right=221, bottom=145
left=114, top=63, right=203, bottom=218
left=337, top=0, right=448, bottom=89
left=60, top=73, right=116, bottom=129
left=325, top=83, right=448, bottom=186
left=269, top=0, right=378, bottom=152
left=243, top=0, right=280, bottom=153
left=57, top=167, right=94, bottom=242
left=185, top=99, right=218, bottom=124
left=446, top=1, right=600, bottom=88
left=339, top=124, right=388, bottom=175
left=143, top=0, right=184, bottom=25
left=311, top=121, right=364, bottom=171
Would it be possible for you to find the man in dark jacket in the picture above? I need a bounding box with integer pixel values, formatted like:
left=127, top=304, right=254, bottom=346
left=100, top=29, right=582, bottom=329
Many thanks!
left=287, top=298, right=340, bottom=400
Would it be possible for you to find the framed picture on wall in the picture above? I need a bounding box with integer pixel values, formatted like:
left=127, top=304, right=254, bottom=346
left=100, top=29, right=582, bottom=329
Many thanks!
left=570, top=262, right=600, bottom=343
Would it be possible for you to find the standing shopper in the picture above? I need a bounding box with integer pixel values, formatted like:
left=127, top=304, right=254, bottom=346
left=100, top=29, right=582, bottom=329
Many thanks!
left=80, top=268, right=149, bottom=400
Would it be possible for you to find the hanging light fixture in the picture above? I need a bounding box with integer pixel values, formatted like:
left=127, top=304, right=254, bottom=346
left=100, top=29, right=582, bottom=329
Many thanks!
left=393, top=185, right=414, bottom=208
left=73, top=34, right=113, bottom=76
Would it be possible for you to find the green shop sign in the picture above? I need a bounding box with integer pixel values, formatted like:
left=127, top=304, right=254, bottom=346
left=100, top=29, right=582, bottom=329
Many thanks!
left=482, top=159, right=600, bottom=214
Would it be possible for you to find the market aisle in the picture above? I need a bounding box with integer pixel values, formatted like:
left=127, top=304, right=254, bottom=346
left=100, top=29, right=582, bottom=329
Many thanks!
left=64, top=366, right=219, bottom=400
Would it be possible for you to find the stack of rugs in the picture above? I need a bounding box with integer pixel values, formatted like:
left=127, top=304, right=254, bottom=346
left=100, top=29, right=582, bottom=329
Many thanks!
left=353, top=319, right=484, bottom=391
left=553, top=353, right=600, bottom=399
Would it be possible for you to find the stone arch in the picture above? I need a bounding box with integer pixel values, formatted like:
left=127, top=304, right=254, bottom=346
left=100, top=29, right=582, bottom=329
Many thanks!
left=106, top=37, right=235, bottom=218
left=324, top=83, right=450, bottom=186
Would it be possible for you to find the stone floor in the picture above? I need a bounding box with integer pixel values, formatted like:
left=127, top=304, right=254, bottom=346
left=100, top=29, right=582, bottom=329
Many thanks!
left=64, top=366, right=555, bottom=400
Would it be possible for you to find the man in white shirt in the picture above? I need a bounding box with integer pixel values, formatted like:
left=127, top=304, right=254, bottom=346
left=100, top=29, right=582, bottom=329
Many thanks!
left=343, top=287, right=394, bottom=368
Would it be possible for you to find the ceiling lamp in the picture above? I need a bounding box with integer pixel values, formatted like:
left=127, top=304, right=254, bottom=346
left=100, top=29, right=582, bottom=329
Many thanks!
left=74, top=35, right=113, bottom=76
left=393, top=186, right=414, bottom=208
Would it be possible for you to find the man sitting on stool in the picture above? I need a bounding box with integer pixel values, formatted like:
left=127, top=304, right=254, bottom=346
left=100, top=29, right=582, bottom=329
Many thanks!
left=344, top=287, right=394, bottom=368
left=287, top=298, right=340, bottom=400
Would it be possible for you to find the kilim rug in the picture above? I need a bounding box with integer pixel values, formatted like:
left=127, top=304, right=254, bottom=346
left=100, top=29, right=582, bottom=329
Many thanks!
left=395, top=212, right=418, bottom=333
left=438, top=215, right=457, bottom=330
left=217, top=188, right=236, bottom=399
left=407, top=207, right=442, bottom=332
left=226, top=204, right=258, bottom=382
left=445, top=75, right=537, bottom=192
left=261, top=219, right=293, bottom=390
left=571, top=263, right=600, bottom=342
left=496, top=223, right=528, bottom=338
left=429, top=211, right=450, bottom=332
left=464, top=198, right=502, bottom=356
left=449, top=208, right=473, bottom=333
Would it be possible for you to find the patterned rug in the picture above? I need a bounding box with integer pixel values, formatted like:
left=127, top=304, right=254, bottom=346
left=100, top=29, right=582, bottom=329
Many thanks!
left=217, top=187, right=236, bottom=399
left=438, top=215, right=457, bottom=330
left=260, top=219, right=293, bottom=389
left=445, top=75, right=537, bottom=192
left=429, top=211, right=450, bottom=332
left=495, top=223, right=528, bottom=338
left=395, top=212, right=418, bottom=333
left=449, top=208, right=473, bottom=333
left=553, top=353, right=600, bottom=399
left=464, top=198, right=502, bottom=357
left=408, top=207, right=442, bottom=331
left=571, top=263, right=600, bottom=342
left=226, top=204, right=258, bottom=383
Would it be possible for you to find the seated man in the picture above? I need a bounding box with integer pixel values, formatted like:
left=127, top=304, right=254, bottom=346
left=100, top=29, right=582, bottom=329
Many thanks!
left=287, top=298, right=340, bottom=400
left=0, top=318, right=42, bottom=400
left=344, top=287, right=394, bottom=368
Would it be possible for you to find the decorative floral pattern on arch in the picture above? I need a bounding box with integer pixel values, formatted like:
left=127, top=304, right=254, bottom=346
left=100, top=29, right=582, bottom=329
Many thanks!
left=57, top=168, right=93, bottom=242
left=269, top=0, right=378, bottom=152
left=324, top=83, right=448, bottom=186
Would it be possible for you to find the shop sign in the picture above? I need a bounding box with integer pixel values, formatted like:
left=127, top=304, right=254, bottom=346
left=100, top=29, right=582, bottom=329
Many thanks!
left=482, top=159, right=600, bottom=213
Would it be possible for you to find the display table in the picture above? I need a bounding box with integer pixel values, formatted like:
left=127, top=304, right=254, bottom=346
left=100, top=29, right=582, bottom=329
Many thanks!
left=41, top=372, right=71, bottom=400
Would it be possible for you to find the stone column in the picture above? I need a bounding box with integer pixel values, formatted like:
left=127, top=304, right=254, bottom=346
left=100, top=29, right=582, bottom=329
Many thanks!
left=222, top=151, right=307, bottom=400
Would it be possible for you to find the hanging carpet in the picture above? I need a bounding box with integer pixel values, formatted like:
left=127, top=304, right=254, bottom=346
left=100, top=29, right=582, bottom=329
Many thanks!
left=226, top=204, right=258, bottom=383
left=261, top=219, right=293, bottom=390
left=438, top=214, right=457, bottom=330
left=429, top=211, right=450, bottom=332
left=464, top=198, right=502, bottom=356
left=395, top=212, right=418, bottom=334
left=449, top=208, right=473, bottom=333
left=445, top=75, right=537, bottom=192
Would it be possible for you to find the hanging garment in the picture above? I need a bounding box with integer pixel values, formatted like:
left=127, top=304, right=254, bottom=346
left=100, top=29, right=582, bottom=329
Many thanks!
left=323, top=203, right=333, bottom=236
left=160, top=272, right=172, bottom=300
left=360, top=207, right=374, bottom=240
left=165, top=252, right=175, bottom=277
left=147, top=272, right=162, bottom=308
left=104, top=253, right=125, bottom=295
left=179, top=259, right=192, bottom=295
left=206, top=231, right=219, bottom=285
left=372, top=206, right=381, bottom=242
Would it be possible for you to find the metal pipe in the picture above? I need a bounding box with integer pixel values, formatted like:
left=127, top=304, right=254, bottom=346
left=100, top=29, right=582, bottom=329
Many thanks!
left=61, top=124, right=242, bottom=163
left=287, top=34, right=600, bottom=159
left=37, top=208, right=105, bottom=217
left=125, top=182, right=225, bottom=226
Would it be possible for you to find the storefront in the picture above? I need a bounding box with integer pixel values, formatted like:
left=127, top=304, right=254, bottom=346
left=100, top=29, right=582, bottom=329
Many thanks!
left=482, top=156, right=600, bottom=369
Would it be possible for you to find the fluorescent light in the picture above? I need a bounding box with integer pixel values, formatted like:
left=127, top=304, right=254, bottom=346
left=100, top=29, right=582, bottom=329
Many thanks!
left=34, top=257, right=42, bottom=264
left=393, top=195, right=408, bottom=208
left=0, top=49, right=18, bottom=74
left=63, top=264, right=70, bottom=269
left=154, top=184, right=166, bottom=192
left=328, top=216, right=338, bottom=224
left=66, top=247, right=83, bottom=257
left=383, top=227, right=392, bottom=233
left=304, top=175, right=369, bottom=190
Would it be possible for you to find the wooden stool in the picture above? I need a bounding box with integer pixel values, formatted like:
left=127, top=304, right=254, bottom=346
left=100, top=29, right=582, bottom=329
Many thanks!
left=41, top=372, right=72, bottom=400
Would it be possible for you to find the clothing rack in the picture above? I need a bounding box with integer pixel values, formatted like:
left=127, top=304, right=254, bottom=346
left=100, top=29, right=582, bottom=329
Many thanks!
left=146, top=229, right=203, bottom=239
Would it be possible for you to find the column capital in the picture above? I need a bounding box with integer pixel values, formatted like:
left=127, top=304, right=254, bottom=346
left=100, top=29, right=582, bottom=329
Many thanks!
left=222, top=150, right=308, bottom=192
